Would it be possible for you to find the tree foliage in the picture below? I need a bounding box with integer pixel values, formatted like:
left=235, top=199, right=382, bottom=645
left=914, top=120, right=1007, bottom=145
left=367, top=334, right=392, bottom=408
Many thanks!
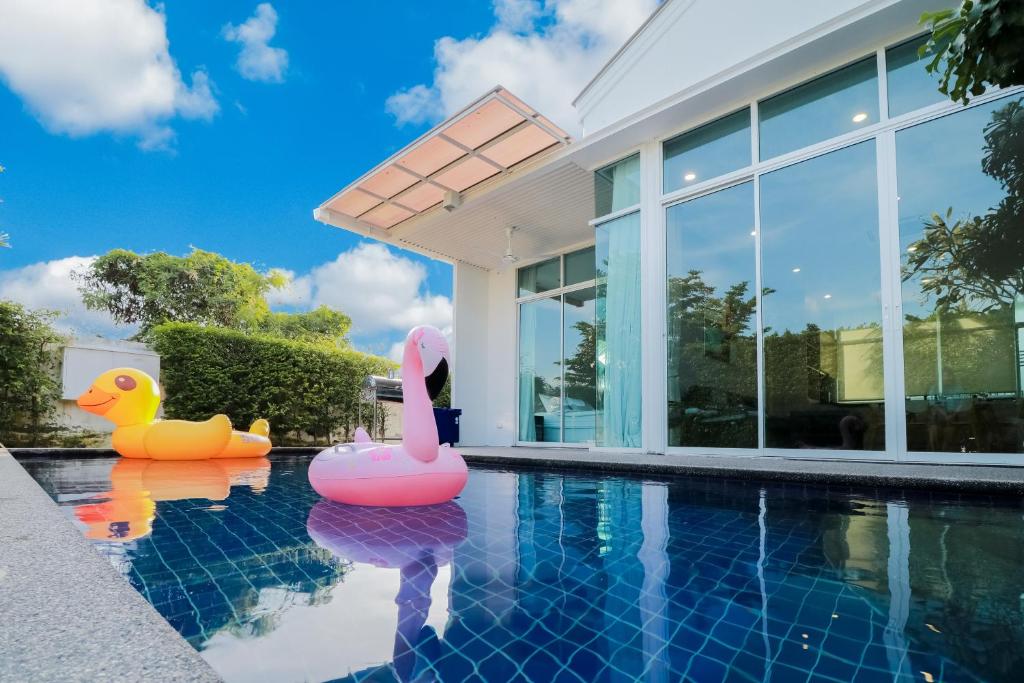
left=150, top=322, right=394, bottom=445
left=76, top=248, right=287, bottom=337
left=0, top=301, right=63, bottom=446
left=920, top=0, right=1024, bottom=104
left=257, top=306, right=352, bottom=346
left=903, top=99, right=1024, bottom=311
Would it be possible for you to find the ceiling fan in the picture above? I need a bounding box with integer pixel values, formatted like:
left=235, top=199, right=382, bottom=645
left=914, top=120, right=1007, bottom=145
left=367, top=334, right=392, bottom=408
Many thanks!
left=502, top=226, right=520, bottom=264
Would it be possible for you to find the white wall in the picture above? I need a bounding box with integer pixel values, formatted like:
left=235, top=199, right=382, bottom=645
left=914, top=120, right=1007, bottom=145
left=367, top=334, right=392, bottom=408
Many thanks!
left=451, top=261, right=518, bottom=446
left=576, top=0, right=945, bottom=135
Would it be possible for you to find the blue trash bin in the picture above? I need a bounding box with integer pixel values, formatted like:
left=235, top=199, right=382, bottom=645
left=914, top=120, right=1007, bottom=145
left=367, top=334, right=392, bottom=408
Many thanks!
left=433, top=408, right=461, bottom=446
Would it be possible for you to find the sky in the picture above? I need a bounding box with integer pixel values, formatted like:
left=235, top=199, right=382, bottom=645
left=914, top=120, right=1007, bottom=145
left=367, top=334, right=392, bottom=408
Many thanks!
left=0, top=0, right=657, bottom=360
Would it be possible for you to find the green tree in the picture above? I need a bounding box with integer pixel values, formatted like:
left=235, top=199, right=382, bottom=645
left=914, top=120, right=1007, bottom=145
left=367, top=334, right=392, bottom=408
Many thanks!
left=76, top=248, right=287, bottom=337
left=0, top=301, right=63, bottom=446
left=257, top=306, right=352, bottom=346
left=920, top=0, right=1024, bottom=104
left=903, top=99, right=1024, bottom=311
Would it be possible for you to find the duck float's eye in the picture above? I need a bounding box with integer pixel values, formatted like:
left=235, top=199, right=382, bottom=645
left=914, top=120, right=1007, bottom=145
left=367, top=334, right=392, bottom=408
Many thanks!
left=114, top=375, right=137, bottom=391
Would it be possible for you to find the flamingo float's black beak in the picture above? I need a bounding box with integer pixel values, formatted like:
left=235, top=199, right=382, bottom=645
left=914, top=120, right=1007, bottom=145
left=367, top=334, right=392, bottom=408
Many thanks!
left=425, top=357, right=448, bottom=401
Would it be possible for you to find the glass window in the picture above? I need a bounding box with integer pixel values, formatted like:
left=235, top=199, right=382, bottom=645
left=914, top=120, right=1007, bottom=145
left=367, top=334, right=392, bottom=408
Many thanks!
left=563, top=287, right=597, bottom=443
left=565, top=246, right=596, bottom=286
left=663, top=109, right=751, bottom=193
left=595, top=154, right=640, bottom=217
left=518, top=296, right=562, bottom=442
left=886, top=35, right=946, bottom=117
left=666, top=182, right=758, bottom=448
left=595, top=211, right=642, bottom=447
left=759, top=58, right=879, bottom=159
left=759, top=141, right=886, bottom=450
left=517, top=257, right=560, bottom=297
left=895, top=95, right=1024, bottom=454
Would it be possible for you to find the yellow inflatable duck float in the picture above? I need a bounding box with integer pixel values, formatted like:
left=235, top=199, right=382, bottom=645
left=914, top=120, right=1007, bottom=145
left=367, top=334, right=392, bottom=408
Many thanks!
left=77, top=368, right=272, bottom=460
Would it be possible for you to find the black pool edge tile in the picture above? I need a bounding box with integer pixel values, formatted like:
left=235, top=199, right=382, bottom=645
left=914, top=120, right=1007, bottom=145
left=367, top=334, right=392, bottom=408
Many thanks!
left=0, top=447, right=221, bottom=683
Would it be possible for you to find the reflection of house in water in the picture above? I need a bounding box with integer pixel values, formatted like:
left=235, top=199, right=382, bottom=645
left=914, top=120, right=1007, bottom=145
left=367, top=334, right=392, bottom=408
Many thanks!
left=366, top=472, right=1011, bottom=682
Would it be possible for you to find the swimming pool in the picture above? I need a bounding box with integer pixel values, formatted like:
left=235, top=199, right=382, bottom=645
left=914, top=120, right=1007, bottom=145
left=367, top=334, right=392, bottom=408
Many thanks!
left=20, top=454, right=1024, bottom=682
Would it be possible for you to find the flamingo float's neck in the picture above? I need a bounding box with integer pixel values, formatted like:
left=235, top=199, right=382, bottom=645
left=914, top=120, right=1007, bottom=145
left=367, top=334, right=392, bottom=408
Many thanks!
left=402, top=335, right=439, bottom=462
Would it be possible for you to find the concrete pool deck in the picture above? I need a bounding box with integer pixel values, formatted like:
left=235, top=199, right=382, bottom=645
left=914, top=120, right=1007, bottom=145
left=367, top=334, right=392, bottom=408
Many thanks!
left=0, top=447, right=220, bottom=682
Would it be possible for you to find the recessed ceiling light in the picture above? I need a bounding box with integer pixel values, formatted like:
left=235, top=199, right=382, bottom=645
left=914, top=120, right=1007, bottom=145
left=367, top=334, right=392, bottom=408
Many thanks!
left=750, top=230, right=756, bottom=236
left=824, top=294, right=832, bottom=299
left=684, top=172, right=697, bottom=182
left=792, top=267, right=801, bottom=273
left=852, top=112, right=868, bottom=123
left=907, top=245, right=917, bottom=253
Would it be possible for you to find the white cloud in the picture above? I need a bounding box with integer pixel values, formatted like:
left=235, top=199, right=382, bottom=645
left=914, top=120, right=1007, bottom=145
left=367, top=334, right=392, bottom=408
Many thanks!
left=0, top=256, right=133, bottom=338
left=268, top=243, right=452, bottom=339
left=0, top=0, right=219, bottom=150
left=385, top=0, right=657, bottom=135
left=223, top=3, right=288, bottom=84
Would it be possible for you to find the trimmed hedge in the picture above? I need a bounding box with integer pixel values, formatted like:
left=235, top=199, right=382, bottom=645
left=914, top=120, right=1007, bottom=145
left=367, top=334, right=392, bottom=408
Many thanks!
left=151, top=322, right=394, bottom=445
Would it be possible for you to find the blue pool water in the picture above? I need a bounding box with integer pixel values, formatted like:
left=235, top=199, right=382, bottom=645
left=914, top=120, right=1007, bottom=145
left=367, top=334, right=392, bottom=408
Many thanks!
left=20, top=454, right=1024, bottom=682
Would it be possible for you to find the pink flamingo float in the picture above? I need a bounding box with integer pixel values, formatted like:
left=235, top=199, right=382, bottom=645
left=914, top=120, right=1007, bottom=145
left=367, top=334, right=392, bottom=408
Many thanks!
left=308, top=325, right=468, bottom=506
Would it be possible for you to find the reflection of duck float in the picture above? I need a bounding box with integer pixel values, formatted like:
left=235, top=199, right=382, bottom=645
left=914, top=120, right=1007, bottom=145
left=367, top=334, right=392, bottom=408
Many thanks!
left=77, top=368, right=272, bottom=459
left=75, top=457, right=271, bottom=541
left=308, top=326, right=467, bottom=507
left=307, top=500, right=468, bottom=682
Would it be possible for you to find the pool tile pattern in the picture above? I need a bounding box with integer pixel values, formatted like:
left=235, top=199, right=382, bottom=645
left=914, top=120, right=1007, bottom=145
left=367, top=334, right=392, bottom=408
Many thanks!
left=20, top=455, right=1024, bottom=683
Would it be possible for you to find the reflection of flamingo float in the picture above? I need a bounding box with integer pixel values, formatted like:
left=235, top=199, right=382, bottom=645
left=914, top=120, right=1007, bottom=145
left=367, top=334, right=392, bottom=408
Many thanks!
left=77, top=368, right=272, bottom=459
left=306, top=500, right=468, bottom=681
left=75, top=458, right=271, bottom=541
left=309, top=326, right=468, bottom=506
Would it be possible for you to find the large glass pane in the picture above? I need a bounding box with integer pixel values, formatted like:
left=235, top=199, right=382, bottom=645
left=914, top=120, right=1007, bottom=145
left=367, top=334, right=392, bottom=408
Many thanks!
left=565, top=246, right=596, bottom=286
left=518, top=296, right=562, bottom=442
left=896, top=95, right=1024, bottom=454
left=666, top=182, right=758, bottom=448
left=759, top=57, right=879, bottom=159
left=663, top=108, right=751, bottom=193
left=760, top=141, right=886, bottom=450
left=886, top=35, right=946, bottom=117
left=517, top=257, right=560, bottom=297
left=595, top=154, right=640, bottom=217
left=595, top=211, right=642, bottom=447
left=563, top=287, right=597, bottom=443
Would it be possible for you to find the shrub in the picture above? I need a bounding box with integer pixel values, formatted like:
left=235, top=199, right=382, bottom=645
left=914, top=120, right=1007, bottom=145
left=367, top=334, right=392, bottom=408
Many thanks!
left=151, top=322, right=394, bottom=445
left=0, top=301, right=63, bottom=446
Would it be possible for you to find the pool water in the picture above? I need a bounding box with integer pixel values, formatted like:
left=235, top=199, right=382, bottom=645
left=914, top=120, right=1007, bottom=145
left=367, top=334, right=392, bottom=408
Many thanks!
left=20, top=455, right=1024, bottom=683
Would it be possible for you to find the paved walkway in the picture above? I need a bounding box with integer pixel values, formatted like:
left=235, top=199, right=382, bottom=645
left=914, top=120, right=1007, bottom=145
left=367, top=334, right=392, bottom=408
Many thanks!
left=0, top=447, right=219, bottom=682
left=460, top=446, right=1024, bottom=493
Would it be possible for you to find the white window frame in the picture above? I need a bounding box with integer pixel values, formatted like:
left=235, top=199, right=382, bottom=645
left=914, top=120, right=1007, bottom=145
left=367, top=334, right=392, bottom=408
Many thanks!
left=655, top=35, right=1024, bottom=465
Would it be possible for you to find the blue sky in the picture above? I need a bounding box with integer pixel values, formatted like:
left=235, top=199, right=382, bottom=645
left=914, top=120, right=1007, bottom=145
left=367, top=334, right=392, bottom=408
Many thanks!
left=0, top=0, right=656, bottom=359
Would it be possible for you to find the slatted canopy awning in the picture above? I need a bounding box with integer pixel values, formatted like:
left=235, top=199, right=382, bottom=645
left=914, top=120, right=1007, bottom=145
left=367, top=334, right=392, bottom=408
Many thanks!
left=317, top=87, right=572, bottom=232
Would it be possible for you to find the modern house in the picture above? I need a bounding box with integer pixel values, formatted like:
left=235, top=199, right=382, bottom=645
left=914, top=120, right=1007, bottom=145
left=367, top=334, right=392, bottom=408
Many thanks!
left=315, top=0, right=1023, bottom=465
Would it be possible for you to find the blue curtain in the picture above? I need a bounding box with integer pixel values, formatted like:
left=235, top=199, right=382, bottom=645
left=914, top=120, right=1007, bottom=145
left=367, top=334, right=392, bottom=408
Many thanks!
left=596, top=209, right=642, bottom=448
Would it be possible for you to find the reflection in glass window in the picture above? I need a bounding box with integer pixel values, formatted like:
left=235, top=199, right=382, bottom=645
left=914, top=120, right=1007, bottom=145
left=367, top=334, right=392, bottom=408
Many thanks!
left=896, top=95, right=1024, bottom=454
left=760, top=141, right=886, bottom=450
left=518, top=296, right=562, bottom=442
left=886, top=36, right=946, bottom=117
left=663, top=109, right=751, bottom=193
left=595, top=211, right=642, bottom=447
left=595, top=154, right=640, bottom=217
left=517, top=257, right=560, bottom=296
left=666, top=182, right=758, bottom=448
left=759, top=57, right=879, bottom=159
left=563, top=287, right=597, bottom=443
left=565, top=246, right=596, bottom=286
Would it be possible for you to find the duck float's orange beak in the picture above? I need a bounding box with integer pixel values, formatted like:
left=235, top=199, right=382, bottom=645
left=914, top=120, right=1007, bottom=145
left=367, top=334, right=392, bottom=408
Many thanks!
left=77, top=385, right=118, bottom=415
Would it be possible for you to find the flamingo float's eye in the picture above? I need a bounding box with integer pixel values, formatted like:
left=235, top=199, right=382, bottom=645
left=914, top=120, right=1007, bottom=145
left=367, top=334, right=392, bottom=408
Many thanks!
left=115, top=375, right=137, bottom=391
